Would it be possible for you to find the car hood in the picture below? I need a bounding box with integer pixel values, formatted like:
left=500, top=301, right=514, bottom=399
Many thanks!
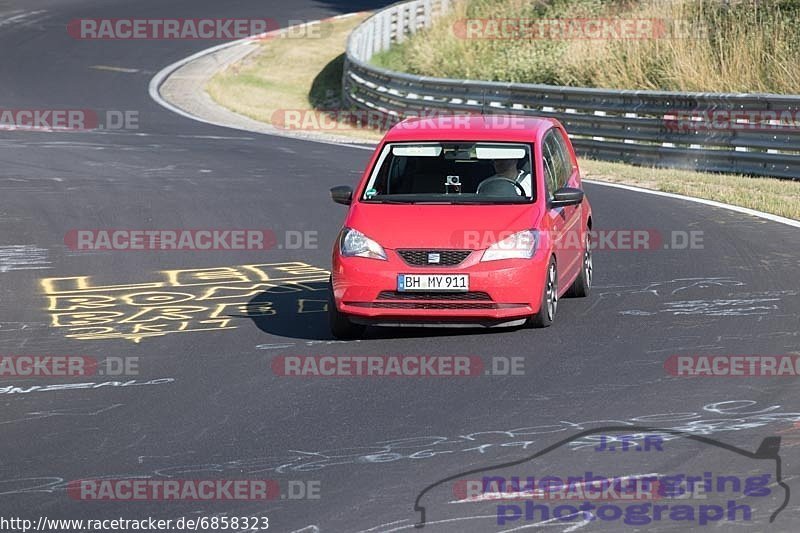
left=345, top=203, right=540, bottom=249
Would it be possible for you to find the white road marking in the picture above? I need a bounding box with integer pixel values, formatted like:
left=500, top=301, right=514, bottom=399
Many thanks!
left=0, top=10, right=46, bottom=27
left=0, top=245, right=50, bottom=272
left=90, top=65, right=140, bottom=73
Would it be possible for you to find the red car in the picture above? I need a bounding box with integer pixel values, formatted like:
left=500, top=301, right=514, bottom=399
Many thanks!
left=328, top=115, right=592, bottom=339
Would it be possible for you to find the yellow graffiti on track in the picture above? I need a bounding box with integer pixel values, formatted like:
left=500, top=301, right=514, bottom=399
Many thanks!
left=40, top=262, right=330, bottom=343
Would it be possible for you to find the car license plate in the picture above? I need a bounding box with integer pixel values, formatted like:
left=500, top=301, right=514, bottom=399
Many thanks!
left=398, top=274, right=469, bottom=292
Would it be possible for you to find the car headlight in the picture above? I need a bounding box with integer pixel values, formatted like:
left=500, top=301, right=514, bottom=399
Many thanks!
left=339, top=228, right=387, bottom=260
left=481, top=230, right=538, bottom=262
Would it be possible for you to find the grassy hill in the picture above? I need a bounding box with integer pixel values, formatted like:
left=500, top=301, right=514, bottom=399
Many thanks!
left=372, top=0, right=800, bottom=93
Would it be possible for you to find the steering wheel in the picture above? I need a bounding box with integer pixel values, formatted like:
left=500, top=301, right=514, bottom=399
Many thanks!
left=476, top=177, right=526, bottom=196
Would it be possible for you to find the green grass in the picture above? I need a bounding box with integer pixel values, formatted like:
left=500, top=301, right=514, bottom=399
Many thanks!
left=207, top=13, right=383, bottom=142
left=376, top=0, right=800, bottom=93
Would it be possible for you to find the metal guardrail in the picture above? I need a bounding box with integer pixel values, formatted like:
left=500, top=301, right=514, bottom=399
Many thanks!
left=343, top=0, right=800, bottom=179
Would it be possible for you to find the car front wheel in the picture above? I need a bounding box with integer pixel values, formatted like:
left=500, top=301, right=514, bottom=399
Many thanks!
left=566, top=230, right=592, bottom=298
left=328, top=278, right=366, bottom=340
left=529, top=257, right=557, bottom=328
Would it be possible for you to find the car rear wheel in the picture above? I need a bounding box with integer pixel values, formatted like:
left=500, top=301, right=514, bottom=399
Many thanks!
left=529, top=257, right=557, bottom=328
left=328, top=279, right=366, bottom=340
left=565, top=230, right=592, bottom=298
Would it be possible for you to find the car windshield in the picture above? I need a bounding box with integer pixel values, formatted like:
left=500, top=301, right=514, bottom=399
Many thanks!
left=360, top=142, right=534, bottom=204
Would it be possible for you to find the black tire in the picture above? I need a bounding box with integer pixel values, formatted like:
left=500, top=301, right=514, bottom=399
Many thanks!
left=328, top=279, right=366, bottom=340
left=529, top=257, right=557, bottom=328
left=565, top=230, right=592, bottom=298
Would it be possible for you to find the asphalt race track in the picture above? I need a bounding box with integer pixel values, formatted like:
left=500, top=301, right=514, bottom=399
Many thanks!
left=1, top=1, right=799, bottom=531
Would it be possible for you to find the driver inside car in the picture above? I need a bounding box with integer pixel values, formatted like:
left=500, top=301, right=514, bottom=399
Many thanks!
left=478, top=158, right=531, bottom=196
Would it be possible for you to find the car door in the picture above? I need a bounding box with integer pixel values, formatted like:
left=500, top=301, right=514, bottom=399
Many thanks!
left=542, top=130, right=581, bottom=289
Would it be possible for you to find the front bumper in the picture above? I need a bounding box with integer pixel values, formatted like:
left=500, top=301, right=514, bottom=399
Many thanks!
left=331, top=249, right=547, bottom=326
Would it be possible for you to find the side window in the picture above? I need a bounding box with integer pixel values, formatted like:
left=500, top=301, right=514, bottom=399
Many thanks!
left=545, top=129, right=572, bottom=190
left=542, top=137, right=559, bottom=198
left=551, top=129, right=574, bottom=188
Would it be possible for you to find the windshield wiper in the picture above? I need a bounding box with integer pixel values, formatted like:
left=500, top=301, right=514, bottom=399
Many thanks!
left=363, top=200, right=457, bottom=204
left=362, top=199, right=416, bottom=204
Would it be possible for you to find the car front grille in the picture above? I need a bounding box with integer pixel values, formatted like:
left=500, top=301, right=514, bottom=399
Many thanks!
left=397, top=249, right=472, bottom=266
left=369, top=302, right=498, bottom=310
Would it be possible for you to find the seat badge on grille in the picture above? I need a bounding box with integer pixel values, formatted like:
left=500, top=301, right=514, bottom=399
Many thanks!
left=427, top=252, right=441, bottom=264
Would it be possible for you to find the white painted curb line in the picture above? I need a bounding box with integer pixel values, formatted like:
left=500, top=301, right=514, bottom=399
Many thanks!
left=148, top=12, right=374, bottom=149
left=148, top=39, right=251, bottom=129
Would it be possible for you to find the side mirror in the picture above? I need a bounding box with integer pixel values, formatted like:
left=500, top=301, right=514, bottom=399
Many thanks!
left=330, top=185, right=353, bottom=206
left=550, top=187, right=584, bottom=208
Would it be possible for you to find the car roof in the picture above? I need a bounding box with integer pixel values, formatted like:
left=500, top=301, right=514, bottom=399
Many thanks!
left=383, top=114, right=557, bottom=143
